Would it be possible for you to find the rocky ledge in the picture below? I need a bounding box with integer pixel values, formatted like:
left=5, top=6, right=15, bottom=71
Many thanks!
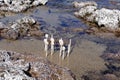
left=0, top=0, right=48, bottom=13
left=73, top=1, right=120, bottom=31
left=0, top=50, right=76, bottom=80
left=0, top=16, right=44, bottom=40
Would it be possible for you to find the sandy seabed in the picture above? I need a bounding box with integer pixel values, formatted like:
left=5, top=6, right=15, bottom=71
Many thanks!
left=0, top=39, right=106, bottom=80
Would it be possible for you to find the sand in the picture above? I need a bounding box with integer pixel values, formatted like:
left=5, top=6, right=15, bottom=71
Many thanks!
left=0, top=39, right=106, bottom=80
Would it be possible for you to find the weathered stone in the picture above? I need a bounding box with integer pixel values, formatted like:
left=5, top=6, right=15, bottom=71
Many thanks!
left=0, top=16, right=44, bottom=40
left=0, top=0, right=48, bottom=12
left=74, top=1, right=120, bottom=30
left=94, top=8, right=119, bottom=30
left=0, top=50, right=76, bottom=80
left=74, top=6, right=97, bottom=17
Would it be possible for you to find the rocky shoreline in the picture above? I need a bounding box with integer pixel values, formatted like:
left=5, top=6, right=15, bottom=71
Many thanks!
left=73, top=1, right=120, bottom=37
left=0, top=50, right=76, bottom=80
left=0, top=0, right=48, bottom=13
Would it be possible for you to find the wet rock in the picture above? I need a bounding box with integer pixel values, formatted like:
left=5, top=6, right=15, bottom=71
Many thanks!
left=0, top=50, right=76, bottom=80
left=74, top=1, right=120, bottom=30
left=82, top=62, right=120, bottom=80
left=16, top=16, right=36, bottom=25
left=0, top=16, right=44, bottom=40
left=101, top=52, right=120, bottom=62
left=82, top=51, right=120, bottom=80
left=1, top=29, right=19, bottom=40
left=0, top=22, right=8, bottom=30
left=0, top=0, right=48, bottom=12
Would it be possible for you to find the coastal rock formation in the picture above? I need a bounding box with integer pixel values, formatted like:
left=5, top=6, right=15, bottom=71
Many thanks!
left=0, top=16, right=44, bottom=40
left=0, top=0, right=48, bottom=12
left=74, top=1, right=120, bottom=30
left=0, top=50, right=76, bottom=80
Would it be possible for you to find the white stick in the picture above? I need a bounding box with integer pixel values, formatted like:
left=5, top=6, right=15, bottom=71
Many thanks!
left=50, top=35, right=55, bottom=55
left=67, top=39, right=71, bottom=57
left=62, top=46, right=66, bottom=60
left=59, top=45, right=62, bottom=57
left=45, top=34, right=49, bottom=39
left=59, top=38, right=64, bottom=57
left=44, top=38, right=49, bottom=57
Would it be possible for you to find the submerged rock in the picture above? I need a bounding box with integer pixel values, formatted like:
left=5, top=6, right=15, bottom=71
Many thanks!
left=0, top=22, right=8, bottom=29
left=1, top=29, right=19, bottom=40
left=74, top=1, right=120, bottom=30
left=0, top=50, right=76, bottom=80
left=82, top=51, right=120, bottom=80
left=0, top=0, right=48, bottom=12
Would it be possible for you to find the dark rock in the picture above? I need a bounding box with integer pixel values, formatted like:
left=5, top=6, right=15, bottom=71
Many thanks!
left=1, top=29, right=19, bottom=40
left=0, top=16, right=44, bottom=40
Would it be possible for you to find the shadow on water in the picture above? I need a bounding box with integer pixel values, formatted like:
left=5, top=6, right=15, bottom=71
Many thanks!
left=75, top=34, right=120, bottom=53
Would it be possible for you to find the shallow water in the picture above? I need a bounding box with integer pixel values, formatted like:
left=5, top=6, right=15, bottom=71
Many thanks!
left=0, top=39, right=106, bottom=80
left=0, top=0, right=120, bottom=80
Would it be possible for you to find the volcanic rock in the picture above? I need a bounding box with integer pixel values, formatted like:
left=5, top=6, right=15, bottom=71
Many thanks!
left=74, top=1, right=120, bottom=30
left=0, top=50, right=76, bottom=80
left=0, top=0, right=48, bottom=12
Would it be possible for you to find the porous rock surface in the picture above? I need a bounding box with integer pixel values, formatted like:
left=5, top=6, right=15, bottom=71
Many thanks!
left=0, top=0, right=48, bottom=12
left=0, top=16, right=44, bottom=40
left=0, top=50, right=76, bottom=80
left=74, top=1, right=120, bottom=30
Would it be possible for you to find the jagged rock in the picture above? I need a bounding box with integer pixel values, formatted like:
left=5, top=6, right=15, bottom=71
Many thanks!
left=94, top=8, right=120, bottom=30
left=74, top=1, right=120, bottom=30
left=0, top=0, right=48, bottom=12
left=0, top=50, right=76, bottom=80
